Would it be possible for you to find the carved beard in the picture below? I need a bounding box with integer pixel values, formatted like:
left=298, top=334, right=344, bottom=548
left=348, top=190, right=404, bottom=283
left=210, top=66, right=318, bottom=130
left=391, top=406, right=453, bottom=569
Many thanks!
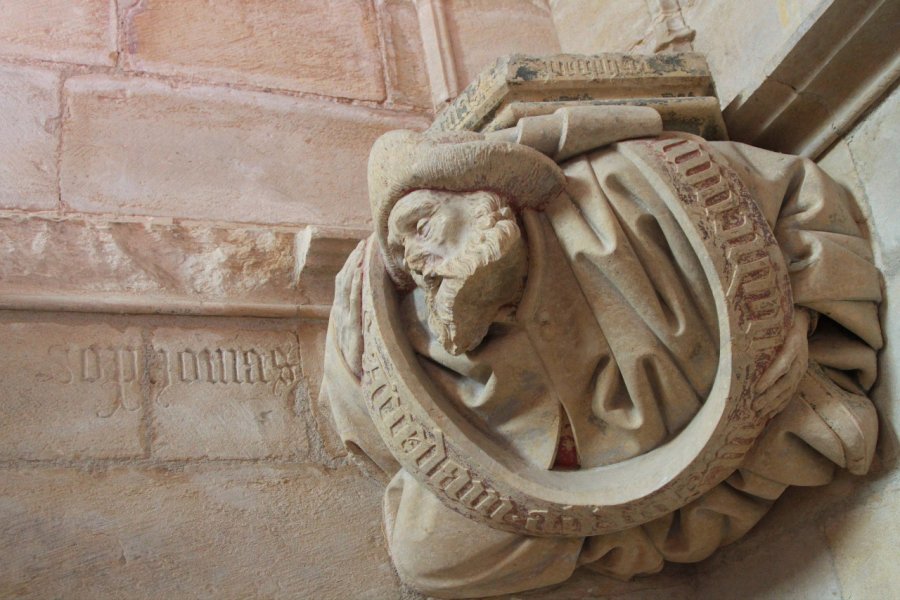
left=419, top=216, right=525, bottom=355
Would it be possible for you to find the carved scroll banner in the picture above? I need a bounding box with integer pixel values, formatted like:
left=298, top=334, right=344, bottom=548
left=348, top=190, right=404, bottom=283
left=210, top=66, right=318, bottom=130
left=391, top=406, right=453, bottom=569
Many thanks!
left=428, top=54, right=727, bottom=140
left=359, top=135, right=794, bottom=538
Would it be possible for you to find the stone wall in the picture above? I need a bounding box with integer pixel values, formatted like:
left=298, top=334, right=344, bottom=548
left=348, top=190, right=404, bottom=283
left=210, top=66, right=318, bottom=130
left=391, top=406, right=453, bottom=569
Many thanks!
left=0, top=2, right=564, bottom=599
left=1, top=1, right=896, bottom=599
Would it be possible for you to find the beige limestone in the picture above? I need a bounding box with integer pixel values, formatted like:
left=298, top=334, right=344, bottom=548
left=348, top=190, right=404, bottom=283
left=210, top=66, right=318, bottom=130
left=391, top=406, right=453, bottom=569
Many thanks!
left=60, top=76, right=428, bottom=227
left=0, top=214, right=365, bottom=316
left=491, top=96, right=726, bottom=141
left=681, top=0, right=830, bottom=106
left=549, top=0, right=652, bottom=54
left=322, top=57, right=883, bottom=598
left=814, top=81, right=900, bottom=600
left=415, top=0, right=563, bottom=110
left=0, top=464, right=398, bottom=599
left=644, top=0, right=695, bottom=53
left=362, top=123, right=800, bottom=537
left=519, top=569, right=698, bottom=600
left=0, top=0, right=116, bottom=66
left=819, top=84, right=900, bottom=462
left=816, top=139, right=869, bottom=214
left=121, top=0, right=385, bottom=101
left=291, top=319, right=329, bottom=416
left=428, top=54, right=722, bottom=136
left=722, top=0, right=900, bottom=158
left=0, top=66, right=60, bottom=211
left=547, top=0, right=694, bottom=56
left=150, top=325, right=319, bottom=460
left=842, top=84, right=900, bottom=254
left=546, top=1, right=898, bottom=159
left=0, top=215, right=297, bottom=306
left=414, top=0, right=561, bottom=109
left=0, top=318, right=144, bottom=460
left=414, top=0, right=460, bottom=107
left=694, top=523, right=843, bottom=599
left=824, top=484, right=900, bottom=599
left=0, top=1, right=890, bottom=591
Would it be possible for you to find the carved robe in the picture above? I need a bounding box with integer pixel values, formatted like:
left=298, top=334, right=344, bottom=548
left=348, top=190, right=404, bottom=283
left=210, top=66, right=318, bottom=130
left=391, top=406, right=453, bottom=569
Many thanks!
left=322, top=135, right=882, bottom=599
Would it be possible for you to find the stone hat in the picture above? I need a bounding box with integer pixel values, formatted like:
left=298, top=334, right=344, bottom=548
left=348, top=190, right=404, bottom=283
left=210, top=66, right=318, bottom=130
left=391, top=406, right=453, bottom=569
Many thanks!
left=368, top=129, right=566, bottom=289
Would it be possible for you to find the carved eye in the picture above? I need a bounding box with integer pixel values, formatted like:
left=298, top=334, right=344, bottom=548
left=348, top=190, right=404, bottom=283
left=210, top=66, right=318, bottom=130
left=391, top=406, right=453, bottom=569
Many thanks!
left=416, top=218, right=430, bottom=237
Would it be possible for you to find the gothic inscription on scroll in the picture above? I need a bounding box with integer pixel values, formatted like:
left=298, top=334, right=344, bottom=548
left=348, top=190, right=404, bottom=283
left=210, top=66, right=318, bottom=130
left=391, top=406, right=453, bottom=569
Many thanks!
left=321, top=56, right=882, bottom=598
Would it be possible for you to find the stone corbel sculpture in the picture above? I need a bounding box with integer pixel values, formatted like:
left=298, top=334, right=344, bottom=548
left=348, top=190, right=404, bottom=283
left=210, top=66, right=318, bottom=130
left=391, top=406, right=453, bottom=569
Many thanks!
left=321, top=55, right=882, bottom=598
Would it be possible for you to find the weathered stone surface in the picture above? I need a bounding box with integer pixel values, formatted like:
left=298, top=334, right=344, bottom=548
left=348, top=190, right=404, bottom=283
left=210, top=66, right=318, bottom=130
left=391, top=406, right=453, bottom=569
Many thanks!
left=60, top=76, right=428, bottom=227
left=683, top=0, right=829, bottom=106
left=816, top=139, right=868, bottom=214
left=443, top=0, right=560, bottom=86
left=722, top=0, right=900, bottom=157
left=0, top=0, right=115, bottom=65
left=549, top=0, right=652, bottom=54
left=695, top=524, right=842, bottom=599
left=0, top=66, right=60, bottom=210
left=291, top=319, right=329, bottom=412
left=414, top=0, right=561, bottom=109
left=523, top=567, right=697, bottom=600
left=0, top=464, right=398, bottom=599
left=0, top=214, right=365, bottom=316
left=0, top=1, right=890, bottom=592
left=380, top=0, right=431, bottom=108
left=0, top=215, right=296, bottom=307
left=819, top=85, right=900, bottom=462
left=121, top=0, right=384, bottom=101
left=323, top=58, right=882, bottom=597
left=429, top=54, right=720, bottom=134
left=0, top=318, right=144, bottom=460
left=844, top=84, right=900, bottom=254
left=489, top=96, right=726, bottom=140
left=149, top=325, right=318, bottom=460
left=824, top=483, right=900, bottom=599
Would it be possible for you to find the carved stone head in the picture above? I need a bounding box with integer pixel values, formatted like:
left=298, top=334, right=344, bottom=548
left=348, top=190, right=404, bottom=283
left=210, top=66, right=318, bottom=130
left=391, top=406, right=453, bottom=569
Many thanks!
left=367, top=129, right=565, bottom=289
left=367, top=129, right=564, bottom=354
left=387, top=188, right=527, bottom=354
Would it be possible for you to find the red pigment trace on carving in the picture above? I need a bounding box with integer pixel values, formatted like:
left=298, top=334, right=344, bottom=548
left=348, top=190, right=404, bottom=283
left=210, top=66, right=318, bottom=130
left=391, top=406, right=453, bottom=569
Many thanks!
left=662, top=139, right=689, bottom=152
left=553, top=420, right=580, bottom=470
left=674, top=149, right=702, bottom=163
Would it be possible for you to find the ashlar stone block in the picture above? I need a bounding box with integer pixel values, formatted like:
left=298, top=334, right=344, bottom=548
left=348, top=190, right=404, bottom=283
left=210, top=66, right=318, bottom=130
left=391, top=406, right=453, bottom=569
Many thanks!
left=0, top=66, right=60, bottom=210
left=0, top=318, right=145, bottom=460
left=0, top=464, right=398, bottom=598
left=122, top=0, right=385, bottom=100
left=0, top=0, right=116, bottom=65
left=149, top=325, right=319, bottom=460
left=60, top=76, right=428, bottom=227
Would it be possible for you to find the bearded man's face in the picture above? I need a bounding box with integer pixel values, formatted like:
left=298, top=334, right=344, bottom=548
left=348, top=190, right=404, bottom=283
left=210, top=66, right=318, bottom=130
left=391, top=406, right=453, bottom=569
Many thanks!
left=387, top=190, right=527, bottom=355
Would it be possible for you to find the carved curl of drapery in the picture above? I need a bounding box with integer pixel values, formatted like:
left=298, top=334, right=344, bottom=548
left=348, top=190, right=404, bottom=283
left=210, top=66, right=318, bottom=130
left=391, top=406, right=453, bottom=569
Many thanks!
left=321, top=96, right=881, bottom=597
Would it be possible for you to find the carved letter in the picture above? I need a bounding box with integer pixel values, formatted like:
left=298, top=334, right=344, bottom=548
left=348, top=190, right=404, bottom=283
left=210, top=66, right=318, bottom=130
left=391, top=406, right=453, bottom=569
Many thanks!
left=81, top=346, right=102, bottom=382
left=178, top=350, right=198, bottom=382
